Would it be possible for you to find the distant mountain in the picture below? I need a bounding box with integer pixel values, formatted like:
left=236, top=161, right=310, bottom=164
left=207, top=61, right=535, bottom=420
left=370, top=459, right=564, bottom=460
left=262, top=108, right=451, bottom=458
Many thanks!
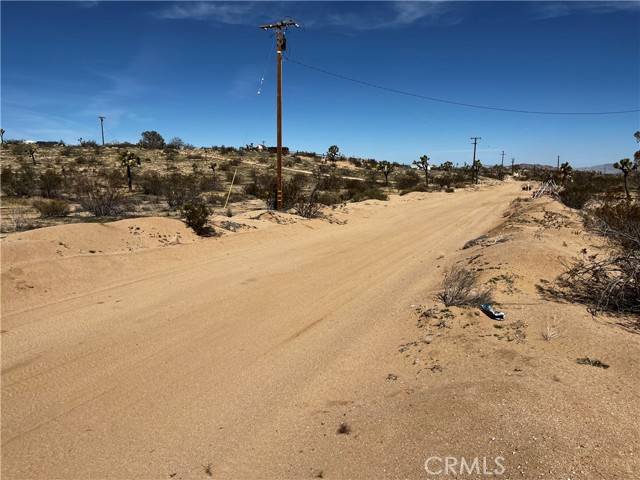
left=577, top=164, right=621, bottom=175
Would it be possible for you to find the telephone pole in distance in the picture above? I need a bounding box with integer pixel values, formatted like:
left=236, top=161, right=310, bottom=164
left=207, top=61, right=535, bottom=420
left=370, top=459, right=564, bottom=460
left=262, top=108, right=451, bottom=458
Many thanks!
left=98, top=116, right=106, bottom=146
left=471, top=137, right=481, bottom=164
left=470, top=137, right=481, bottom=183
left=501, top=150, right=505, bottom=168
left=260, top=19, right=299, bottom=210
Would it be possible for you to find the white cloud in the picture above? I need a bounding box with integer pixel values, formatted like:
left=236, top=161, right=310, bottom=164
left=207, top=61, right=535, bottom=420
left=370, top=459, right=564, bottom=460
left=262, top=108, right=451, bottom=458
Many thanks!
left=530, top=1, right=640, bottom=20
left=154, top=1, right=457, bottom=30
left=155, top=2, right=258, bottom=23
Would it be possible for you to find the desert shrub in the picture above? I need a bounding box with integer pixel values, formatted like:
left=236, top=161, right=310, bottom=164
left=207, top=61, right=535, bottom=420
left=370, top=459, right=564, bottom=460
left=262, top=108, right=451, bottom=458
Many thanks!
left=561, top=171, right=624, bottom=206
left=295, top=150, right=321, bottom=158
left=213, top=145, right=237, bottom=155
left=199, top=174, right=220, bottom=192
left=107, top=141, right=136, bottom=149
left=4, top=208, right=34, bottom=232
left=244, top=171, right=304, bottom=208
left=400, top=184, right=429, bottom=195
left=438, top=265, right=494, bottom=307
left=74, top=154, right=98, bottom=166
left=347, top=157, right=363, bottom=167
left=32, top=199, right=70, bottom=217
left=559, top=183, right=594, bottom=209
left=434, top=175, right=452, bottom=189
left=343, top=179, right=387, bottom=202
left=396, top=170, right=421, bottom=190
left=295, top=190, right=323, bottom=219
left=39, top=168, right=64, bottom=198
left=244, top=170, right=272, bottom=198
left=206, top=193, right=226, bottom=206
left=11, top=143, right=29, bottom=158
left=79, top=139, right=98, bottom=148
left=182, top=201, right=210, bottom=235
left=75, top=172, right=126, bottom=216
left=1, top=163, right=37, bottom=196
left=165, top=173, right=200, bottom=208
left=539, top=199, right=639, bottom=316
left=586, top=200, right=640, bottom=249
left=317, top=169, right=343, bottom=191
left=316, top=191, right=342, bottom=206
left=139, top=130, right=165, bottom=149
left=138, top=171, right=165, bottom=196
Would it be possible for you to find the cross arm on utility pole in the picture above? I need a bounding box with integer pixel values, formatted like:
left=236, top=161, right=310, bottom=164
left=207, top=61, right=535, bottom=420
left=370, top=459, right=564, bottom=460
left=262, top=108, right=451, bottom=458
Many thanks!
left=260, top=19, right=299, bottom=30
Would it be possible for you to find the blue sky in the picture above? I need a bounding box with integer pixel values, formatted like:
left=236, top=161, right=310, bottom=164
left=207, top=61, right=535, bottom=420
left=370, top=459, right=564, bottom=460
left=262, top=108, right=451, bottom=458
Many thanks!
left=1, top=1, right=639, bottom=167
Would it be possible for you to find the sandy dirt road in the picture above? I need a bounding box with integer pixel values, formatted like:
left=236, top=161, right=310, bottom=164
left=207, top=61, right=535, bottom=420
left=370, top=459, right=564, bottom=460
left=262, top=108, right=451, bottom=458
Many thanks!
left=4, top=182, right=630, bottom=479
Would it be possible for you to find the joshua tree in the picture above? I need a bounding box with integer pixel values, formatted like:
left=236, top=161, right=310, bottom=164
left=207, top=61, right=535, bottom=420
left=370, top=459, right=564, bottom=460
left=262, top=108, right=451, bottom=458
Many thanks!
left=472, top=158, right=482, bottom=184
left=634, top=130, right=640, bottom=144
left=210, top=162, right=218, bottom=176
left=613, top=158, right=637, bottom=199
left=0, top=128, right=5, bottom=145
left=441, top=161, right=453, bottom=172
left=559, top=161, right=573, bottom=185
left=413, top=155, right=430, bottom=186
left=377, top=161, right=396, bottom=186
left=120, top=150, right=141, bottom=191
left=326, top=145, right=340, bottom=163
left=27, top=145, right=37, bottom=165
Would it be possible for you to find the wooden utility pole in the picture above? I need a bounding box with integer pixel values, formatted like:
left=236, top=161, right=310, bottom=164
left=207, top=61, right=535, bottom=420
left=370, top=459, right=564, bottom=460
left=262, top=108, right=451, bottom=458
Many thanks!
left=501, top=150, right=505, bottom=168
left=471, top=137, right=481, bottom=164
left=99, top=116, right=106, bottom=146
left=260, top=19, right=299, bottom=210
left=511, top=157, right=515, bottom=174
left=471, top=137, right=481, bottom=183
left=557, top=155, right=560, bottom=170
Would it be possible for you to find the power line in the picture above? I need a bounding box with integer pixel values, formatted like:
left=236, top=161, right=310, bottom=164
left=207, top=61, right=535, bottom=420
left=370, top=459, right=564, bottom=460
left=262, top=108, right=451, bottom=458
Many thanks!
left=285, top=56, right=640, bottom=116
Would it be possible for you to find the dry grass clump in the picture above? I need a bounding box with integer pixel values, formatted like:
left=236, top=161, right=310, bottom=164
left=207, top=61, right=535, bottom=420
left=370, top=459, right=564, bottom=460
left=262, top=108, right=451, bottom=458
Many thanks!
left=437, top=265, right=494, bottom=307
left=541, top=323, right=559, bottom=341
left=32, top=199, right=70, bottom=217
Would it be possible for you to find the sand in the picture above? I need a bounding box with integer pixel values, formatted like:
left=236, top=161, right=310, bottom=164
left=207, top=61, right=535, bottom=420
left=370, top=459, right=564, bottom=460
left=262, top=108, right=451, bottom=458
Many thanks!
left=2, top=183, right=639, bottom=479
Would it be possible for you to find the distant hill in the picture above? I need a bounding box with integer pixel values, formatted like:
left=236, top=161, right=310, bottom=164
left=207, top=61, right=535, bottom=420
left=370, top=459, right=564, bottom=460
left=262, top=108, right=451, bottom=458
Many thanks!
left=514, top=163, right=555, bottom=170
left=577, top=164, right=620, bottom=175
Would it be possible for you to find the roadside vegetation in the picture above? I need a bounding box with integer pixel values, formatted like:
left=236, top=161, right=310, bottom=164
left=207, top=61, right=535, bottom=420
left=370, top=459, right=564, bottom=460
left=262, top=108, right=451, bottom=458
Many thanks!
left=0, top=131, right=504, bottom=234
left=537, top=132, right=640, bottom=316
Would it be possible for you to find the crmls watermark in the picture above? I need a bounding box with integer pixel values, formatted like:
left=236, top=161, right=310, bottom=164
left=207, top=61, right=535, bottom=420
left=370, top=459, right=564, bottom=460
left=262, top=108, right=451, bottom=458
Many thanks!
left=424, top=456, right=506, bottom=476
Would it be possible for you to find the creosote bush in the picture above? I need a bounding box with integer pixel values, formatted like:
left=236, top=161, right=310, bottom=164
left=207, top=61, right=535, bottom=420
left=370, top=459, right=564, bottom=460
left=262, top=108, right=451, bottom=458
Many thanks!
left=32, top=199, right=70, bottom=217
left=1, top=163, right=37, bottom=196
left=182, top=201, right=210, bottom=235
left=75, top=172, right=126, bottom=217
left=559, top=183, right=594, bottom=210
left=396, top=170, right=421, bottom=190
left=39, top=169, right=64, bottom=198
left=343, top=179, right=387, bottom=202
left=438, top=264, right=493, bottom=307
left=540, top=199, right=639, bottom=316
